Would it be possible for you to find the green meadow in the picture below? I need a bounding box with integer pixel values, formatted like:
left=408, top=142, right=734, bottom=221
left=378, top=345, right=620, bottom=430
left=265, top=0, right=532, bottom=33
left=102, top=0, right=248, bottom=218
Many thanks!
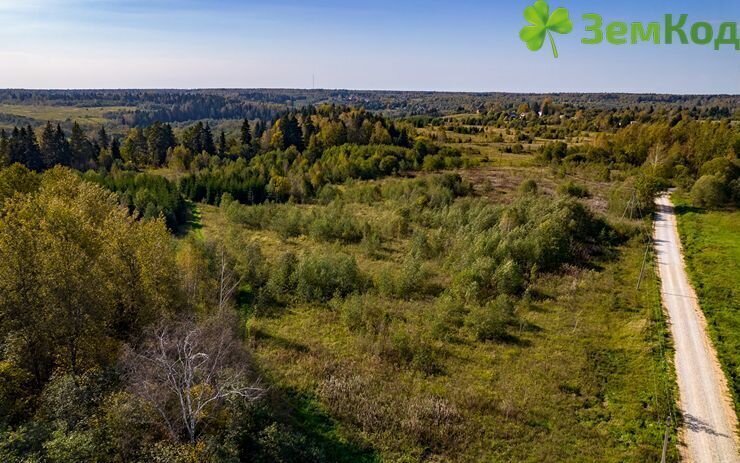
left=674, top=194, right=740, bottom=418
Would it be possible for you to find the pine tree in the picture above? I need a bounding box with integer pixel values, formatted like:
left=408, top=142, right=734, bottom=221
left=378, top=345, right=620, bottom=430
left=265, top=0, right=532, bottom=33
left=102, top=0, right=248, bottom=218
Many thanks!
left=40, top=122, right=60, bottom=168
left=97, top=126, right=110, bottom=150
left=218, top=130, right=227, bottom=157
left=240, top=118, right=251, bottom=146
left=202, top=123, right=216, bottom=155
left=253, top=120, right=265, bottom=140
left=70, top=122, right=94, bottom=169
left=8, top=127, right=21, bottom=164
left=55, top=124, right=71, bottom=166
left=0, top=130, right=9, bottom=166
left=111, top=138, right=121, bottom=160
left=284, top=114, right=304, bottom=151
left=20, top=125, right=43, bottom=171
left=145, top=122, right=177, bottom=166
left=397, top=128, right=410, bottom=147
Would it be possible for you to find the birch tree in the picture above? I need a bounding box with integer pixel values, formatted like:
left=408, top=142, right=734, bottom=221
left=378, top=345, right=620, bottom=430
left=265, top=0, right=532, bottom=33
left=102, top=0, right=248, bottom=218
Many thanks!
left=123, top=314, right=263, bottom=442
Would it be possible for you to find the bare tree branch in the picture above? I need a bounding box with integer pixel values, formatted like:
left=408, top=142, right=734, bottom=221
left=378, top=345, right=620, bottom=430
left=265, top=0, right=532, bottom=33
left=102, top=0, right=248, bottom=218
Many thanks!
left=122, top=313, right=263, bottom=443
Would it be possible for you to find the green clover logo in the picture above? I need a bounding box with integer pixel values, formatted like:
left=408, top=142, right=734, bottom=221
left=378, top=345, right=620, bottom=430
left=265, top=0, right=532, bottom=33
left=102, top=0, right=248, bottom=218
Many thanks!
left=520, top=0, right=573, bottom=58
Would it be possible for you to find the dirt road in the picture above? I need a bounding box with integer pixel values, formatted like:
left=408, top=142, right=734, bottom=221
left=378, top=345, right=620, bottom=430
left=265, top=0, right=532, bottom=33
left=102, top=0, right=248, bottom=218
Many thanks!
left=654, top=194, right=739, bottom=462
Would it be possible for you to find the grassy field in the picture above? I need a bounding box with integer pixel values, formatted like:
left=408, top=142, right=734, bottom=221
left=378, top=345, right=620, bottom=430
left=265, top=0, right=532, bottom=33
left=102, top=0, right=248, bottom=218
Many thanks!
left=674, top=195, right=740, bottom=418
left=0, top=104, right=131, bottom=127
left=191, top=171, right=678, bottom=462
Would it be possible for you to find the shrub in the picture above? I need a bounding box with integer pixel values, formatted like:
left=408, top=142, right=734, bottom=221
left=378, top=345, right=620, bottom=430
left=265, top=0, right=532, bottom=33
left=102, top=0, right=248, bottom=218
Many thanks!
left=307, top=205, right=364, bottom=244
left=375, top=257, right=429, bottom=299
left=386, top=328, right=443, bottom=375
left=361, top=226, right=383, bottom=258
left=691, top=174, right=728, bottom=208
left=262, top=252, right=298, bottom=304
left=540, top=141, right=568, bottom=162
left=557, top=181, right=590, bottom=198
left=256, top=423, right=325, bottom=463
left=339, top=294, right=392, bottom=336
left=294, top=252, right=364, bottom=302
left=518, top=179, right=538, bottom=194
left=272, top=207, right=306, bottom=240
left=430, top=296, right=466, bottom=341
left=410, top=229, right=433, bottom=259
left=467, top=295, right=516, bottom=342
left=422, top=155, right=446, bottom=171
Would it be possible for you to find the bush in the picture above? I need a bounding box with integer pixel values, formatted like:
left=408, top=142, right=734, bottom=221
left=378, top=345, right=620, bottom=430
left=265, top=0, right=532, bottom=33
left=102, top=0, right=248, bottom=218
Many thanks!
left=339, top=294, right=392, bottom=336
left=518, top=179, right=538, bottom=194
left=307, top=206, right=364, bottom=244
left=262, top=252, right=298, bottom=305
left=422, top=155, right=446, bottom=171
left=430, top=296, right=466, bottom=341
left=467, top=295, right=516, bottom=342
left=256, top=423, right=325, bottom=463
left=361, top=226, right=383, bottom=258
left=375, top=257, right=429, bottom=299
left=557, top=181, right=590, bottom=198
left=386, top=328, right=442, bottom=375
left=691, top=174, right=727, bottom=208
left=294, top=252, right=364, bottom=302
left=272, top=207, right=305, bottom=240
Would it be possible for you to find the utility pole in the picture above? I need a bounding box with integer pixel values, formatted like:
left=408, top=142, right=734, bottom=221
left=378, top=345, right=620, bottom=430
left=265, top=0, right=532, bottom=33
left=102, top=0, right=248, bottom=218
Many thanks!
left=637, top=241, right=650, bottom=290
left=660, top=416, right=671, bottom=463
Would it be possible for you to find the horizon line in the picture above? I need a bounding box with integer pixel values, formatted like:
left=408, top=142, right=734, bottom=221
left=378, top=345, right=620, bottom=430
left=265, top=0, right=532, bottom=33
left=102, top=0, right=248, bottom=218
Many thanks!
left=0, top=87, right=738, bottom=97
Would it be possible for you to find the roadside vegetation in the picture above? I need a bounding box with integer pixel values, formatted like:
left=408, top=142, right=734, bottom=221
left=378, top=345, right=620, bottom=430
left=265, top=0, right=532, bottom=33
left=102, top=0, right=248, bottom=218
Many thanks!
left=674, top=194, right=740, bottom=419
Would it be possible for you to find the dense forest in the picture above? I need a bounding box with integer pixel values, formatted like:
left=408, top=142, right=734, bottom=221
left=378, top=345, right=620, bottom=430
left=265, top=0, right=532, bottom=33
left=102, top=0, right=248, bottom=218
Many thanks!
left=0, top=89, right=736, bottom=130
left=0, top=91, right=738, bottom=462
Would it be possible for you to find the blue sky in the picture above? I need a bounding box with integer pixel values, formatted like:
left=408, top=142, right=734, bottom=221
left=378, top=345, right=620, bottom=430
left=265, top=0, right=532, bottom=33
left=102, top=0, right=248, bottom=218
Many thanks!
left=0, top=0, right=737, bottom=93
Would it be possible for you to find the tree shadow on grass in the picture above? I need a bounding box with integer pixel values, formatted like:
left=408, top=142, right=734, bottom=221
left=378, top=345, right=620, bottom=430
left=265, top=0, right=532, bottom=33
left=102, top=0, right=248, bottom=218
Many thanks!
left=175, top=200, right=203, bottom=237
left=252, top=327, right=310, bottom=353
left=673, top=203, right=705, bottom=216
left=245, top=383, right=380, bottom=463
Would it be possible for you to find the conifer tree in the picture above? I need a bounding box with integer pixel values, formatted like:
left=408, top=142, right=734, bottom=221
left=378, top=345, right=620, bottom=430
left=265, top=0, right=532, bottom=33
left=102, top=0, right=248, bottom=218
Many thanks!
left=218, top=130, right=227, bottom=157
left=21, top=125, right=43, bottom=171
left=253, top=120, right=265, bottom=140
left=70, top=122, right=94, bottom=169
left=0, top=129, right=9, bottom=166
left=145, top=122, right=176, bottom=166
left=40, top=122, right=60, bottom=168
left=55, top=124, right=71, bottom=166
left=97, top=125, right=110, bottom=150
left=121, top=127, right=148, bottom=165
left=284, top=114, right=304, bottom=151
left=240, top=118, right=251, bottom=146
left=202, top=123, right=216, bottom=155
left=110, top=137, right=121, bottom=161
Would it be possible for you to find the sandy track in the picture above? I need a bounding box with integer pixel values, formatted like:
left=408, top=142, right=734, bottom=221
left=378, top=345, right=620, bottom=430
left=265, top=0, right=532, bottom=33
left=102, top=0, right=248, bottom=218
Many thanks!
left=654, top=194, right=739, bottom=462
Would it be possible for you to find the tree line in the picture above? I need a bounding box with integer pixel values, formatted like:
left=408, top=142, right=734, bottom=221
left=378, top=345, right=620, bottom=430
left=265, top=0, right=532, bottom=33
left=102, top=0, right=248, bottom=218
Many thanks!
left=541, top=119, right=740, bottom=208
left=0, top=105, right=461, bottom=229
